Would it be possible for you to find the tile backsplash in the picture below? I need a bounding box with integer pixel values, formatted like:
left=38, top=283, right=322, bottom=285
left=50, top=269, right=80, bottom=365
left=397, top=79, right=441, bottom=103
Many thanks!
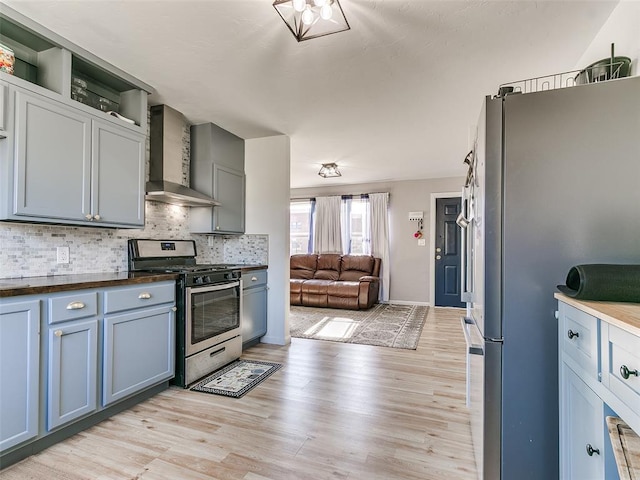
left=0, top=109, right=268, bottom=280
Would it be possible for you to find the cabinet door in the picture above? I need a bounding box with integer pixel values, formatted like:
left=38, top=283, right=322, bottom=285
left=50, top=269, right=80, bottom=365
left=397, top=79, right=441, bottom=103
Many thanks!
left=0, top=81, right=7, bottom=136
left=213, top=164, right=245, bottom=233
left=47, top=318, right=98, bottom=430
left=560, top=363, right=604, bottom=479
left=13, top=87, right=91, bottom=221
left=0, top=299, right=40, bottom=451
left=242, top=285, right=267, bottom=345
left=91, top=120, right=145, bottom=227
left=103, top=306, right=175, bottom=406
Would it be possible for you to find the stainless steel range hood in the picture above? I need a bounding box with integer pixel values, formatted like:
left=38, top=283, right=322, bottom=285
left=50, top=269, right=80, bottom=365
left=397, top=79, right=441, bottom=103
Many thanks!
left=146, top=105, right=220, bottom=207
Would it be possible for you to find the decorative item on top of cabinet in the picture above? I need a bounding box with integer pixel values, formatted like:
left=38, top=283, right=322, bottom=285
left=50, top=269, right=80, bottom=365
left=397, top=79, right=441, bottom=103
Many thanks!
left=242, top=269, right=268, bottom=349
left=189, top=122, right=246, bottom=234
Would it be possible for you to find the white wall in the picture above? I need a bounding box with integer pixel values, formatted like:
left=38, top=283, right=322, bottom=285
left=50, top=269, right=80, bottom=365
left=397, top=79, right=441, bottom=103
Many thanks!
left=245, top=135, right=291, bottom=345
left=291, top=176, right=464, bottom=305
left=576, top=1, right=640, bottom=76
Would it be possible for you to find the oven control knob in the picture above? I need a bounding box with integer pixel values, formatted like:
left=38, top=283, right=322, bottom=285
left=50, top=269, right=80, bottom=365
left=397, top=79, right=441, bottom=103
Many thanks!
left=194, top=276, right=204, bottom=285
left=203, top=276, right=211, bottom=284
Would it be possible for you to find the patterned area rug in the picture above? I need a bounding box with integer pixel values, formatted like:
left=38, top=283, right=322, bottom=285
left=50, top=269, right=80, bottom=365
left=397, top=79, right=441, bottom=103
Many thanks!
left=290, top=303, right=429, bottom=349
left=190, top=360, right=282, bottom=398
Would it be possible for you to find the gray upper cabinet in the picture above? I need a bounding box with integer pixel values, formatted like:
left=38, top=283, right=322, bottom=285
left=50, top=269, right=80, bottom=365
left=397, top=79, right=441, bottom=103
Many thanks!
left=2, top=85, right=145, bottom=227
left=0, top=81, right=7, bottom=136
left=0, top=299, right=40, bottom=452
left=0, top=6, right=151, bottom=228
left=92, top=119, right=145, bottom=226
left=190, top=122, right=245, bottom=234
left=13, top=86, right=91, bottom=221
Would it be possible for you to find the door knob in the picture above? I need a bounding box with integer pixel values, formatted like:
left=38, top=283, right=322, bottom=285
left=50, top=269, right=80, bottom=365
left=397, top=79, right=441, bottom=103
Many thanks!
left=586, top=444, right=600, bottom=456
left=620, top=365, right=639, bottom=380
left=567, top=329, right=579, bottom=340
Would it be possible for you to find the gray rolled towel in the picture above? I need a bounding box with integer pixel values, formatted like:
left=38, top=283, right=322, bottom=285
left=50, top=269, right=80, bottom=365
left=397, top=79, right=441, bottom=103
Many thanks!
left=557, top=264, right=640, bottom=302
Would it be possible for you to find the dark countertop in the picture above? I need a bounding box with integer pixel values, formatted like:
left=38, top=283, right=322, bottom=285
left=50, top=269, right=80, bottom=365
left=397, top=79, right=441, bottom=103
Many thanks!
left=237, top=264, right=268, bottom=272
left=0, top=272, right=179, bottom=298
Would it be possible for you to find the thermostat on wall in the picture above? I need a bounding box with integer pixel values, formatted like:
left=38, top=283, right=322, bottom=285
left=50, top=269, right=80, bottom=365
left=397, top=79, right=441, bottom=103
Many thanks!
left=408, top=211, right=424, bottom=221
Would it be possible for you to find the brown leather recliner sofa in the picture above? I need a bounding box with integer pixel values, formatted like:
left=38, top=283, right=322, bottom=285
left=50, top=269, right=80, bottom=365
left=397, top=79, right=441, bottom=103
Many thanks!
left=290, top=253, right=381, bottom=310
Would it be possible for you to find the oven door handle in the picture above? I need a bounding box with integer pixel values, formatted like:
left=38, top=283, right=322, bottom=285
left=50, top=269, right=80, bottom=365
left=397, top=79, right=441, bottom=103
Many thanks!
left=187, top=280, right=241, bottom=294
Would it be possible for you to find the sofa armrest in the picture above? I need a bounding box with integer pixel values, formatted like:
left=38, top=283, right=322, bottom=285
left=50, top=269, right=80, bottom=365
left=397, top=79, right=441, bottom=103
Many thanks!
left=359, top=276, right=379, bottom=283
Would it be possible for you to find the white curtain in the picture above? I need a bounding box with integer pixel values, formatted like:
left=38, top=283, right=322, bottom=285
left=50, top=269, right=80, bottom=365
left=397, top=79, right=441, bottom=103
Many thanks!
left=313, top=196, right=343, bottom=253
left=369, top=192, right=390, bottom=302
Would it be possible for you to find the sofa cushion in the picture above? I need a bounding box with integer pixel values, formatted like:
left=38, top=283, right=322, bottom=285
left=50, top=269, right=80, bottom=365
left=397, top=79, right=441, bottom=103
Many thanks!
left=339, top=255, right=375, bottom=281
left=327, top=281, right=360, bottom=298
left=314, top=254, right=341, bottom=280
left=290, top=254, right=318, bottom=280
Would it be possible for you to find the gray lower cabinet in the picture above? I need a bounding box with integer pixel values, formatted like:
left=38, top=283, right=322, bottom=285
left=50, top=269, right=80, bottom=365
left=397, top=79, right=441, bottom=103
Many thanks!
left=0, top=299, right=40, bottom=451
left=46, top=318, right=98, bottom=430
left=103, top=305, right=175, bottom=406
left=2, top=85, right=145, bottom=228
left=242, top=270, right=267, bottom=348
left=0, top=280, right=175, bottom=462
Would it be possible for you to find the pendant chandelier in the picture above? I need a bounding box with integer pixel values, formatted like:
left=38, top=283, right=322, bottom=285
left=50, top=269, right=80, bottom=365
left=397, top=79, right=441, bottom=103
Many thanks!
left=318, top=163, right=341, bottom=178
left=273, top=0, right=350, bottom=42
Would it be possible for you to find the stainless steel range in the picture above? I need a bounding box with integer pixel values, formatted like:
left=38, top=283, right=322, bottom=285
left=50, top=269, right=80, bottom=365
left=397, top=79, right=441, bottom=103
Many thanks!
left=128, top=239, right=242, bottom=387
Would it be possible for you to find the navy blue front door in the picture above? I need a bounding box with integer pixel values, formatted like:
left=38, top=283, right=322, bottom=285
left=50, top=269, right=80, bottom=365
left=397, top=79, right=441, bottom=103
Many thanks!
left=435, top=197, right=464, bottom=308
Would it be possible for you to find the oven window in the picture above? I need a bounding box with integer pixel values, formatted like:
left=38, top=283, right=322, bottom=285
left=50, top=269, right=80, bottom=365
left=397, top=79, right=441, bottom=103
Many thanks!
left=191, top=285, right=240, bottom=344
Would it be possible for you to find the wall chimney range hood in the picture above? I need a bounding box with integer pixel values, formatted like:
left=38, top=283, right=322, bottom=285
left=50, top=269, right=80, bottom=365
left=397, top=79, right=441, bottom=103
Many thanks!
left=146, top=105, right=220, bottom=207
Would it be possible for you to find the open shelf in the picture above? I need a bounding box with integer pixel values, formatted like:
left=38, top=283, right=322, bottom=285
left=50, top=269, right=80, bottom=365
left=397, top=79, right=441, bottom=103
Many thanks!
left=0, top=4, right=152, bottom=128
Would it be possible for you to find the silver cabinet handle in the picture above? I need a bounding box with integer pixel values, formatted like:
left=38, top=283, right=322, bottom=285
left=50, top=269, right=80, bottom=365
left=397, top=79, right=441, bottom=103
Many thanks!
left=94, top=214, right=101, bottom=221
left=251, top=276, right=258, bottom=282
left=85, top=214, right=93, bottom=220
left=138, top=292, right=152, bottom=299
left=171, top=307, right=177, bottom=312
left=54, top=330, right=63, bottom=337
left=66, top=301, right=86, bottom=310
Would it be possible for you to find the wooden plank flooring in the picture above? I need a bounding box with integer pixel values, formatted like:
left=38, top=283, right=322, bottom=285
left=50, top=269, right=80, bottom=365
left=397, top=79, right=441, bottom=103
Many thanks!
left=0, top=307, right=478, bottom=480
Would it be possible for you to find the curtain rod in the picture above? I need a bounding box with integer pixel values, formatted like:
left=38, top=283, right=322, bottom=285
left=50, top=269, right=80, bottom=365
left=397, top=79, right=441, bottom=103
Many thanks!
left=290, top=192, right=390, bottom=201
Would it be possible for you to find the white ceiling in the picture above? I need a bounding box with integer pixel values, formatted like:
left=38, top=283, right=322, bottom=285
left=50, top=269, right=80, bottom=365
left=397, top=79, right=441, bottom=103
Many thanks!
left=4, top=0, right=617, bottom=188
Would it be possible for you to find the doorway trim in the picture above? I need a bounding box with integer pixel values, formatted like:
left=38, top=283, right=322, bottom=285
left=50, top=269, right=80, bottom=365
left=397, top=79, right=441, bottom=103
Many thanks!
left=429, top=191, right=462, bottom=307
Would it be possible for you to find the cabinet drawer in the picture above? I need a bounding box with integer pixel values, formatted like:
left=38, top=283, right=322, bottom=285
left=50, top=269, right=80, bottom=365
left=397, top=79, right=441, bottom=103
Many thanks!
left=243, top=270, right=267, bottom=288
left=602, top=323, right=640, bottom=410
left=49, top=291, right=98, bottom=324
left=104, top=282, right=175, bottom=314
left=559, top=302, right=599, bottom=379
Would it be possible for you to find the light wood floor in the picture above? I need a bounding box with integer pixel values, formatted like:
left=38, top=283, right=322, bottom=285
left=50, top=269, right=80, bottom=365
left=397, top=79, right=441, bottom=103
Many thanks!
left=1, top=307, right=477, bottom=480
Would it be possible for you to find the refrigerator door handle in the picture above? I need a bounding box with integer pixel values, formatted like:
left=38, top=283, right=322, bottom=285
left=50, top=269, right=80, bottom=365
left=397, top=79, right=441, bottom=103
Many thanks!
left=459, top=189, right=473, bottom=303
left=461, top=317, right=484, bottom=355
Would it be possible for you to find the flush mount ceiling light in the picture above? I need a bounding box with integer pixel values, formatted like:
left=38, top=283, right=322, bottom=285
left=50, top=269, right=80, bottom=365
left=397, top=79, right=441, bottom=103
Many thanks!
left=318, top=162, right=341, bottom=178
left=273, top=0, right=350, bottom=42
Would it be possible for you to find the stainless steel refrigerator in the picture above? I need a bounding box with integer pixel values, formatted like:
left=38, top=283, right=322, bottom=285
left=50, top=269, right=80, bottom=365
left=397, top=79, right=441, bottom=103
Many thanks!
left=460, top=75, right=640, bottom=480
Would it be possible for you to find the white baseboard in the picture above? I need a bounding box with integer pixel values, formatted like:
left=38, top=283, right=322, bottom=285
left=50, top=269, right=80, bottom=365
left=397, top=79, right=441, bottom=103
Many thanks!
left=386, top=300, right=431, bottom=306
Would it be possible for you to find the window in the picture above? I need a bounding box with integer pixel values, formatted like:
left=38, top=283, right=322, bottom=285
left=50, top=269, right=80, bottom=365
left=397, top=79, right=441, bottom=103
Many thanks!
left=290, top=196, right=371, bottom=255
left=290, top=200, right=313, bottom=254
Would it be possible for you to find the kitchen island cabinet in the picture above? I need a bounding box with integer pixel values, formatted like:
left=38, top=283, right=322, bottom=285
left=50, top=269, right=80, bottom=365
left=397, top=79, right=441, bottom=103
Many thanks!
left=557, top=294, right=640, bottom=480
left=242, top=269, right=268, bottom=349
left=0, top=299, right=40, bottom=452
